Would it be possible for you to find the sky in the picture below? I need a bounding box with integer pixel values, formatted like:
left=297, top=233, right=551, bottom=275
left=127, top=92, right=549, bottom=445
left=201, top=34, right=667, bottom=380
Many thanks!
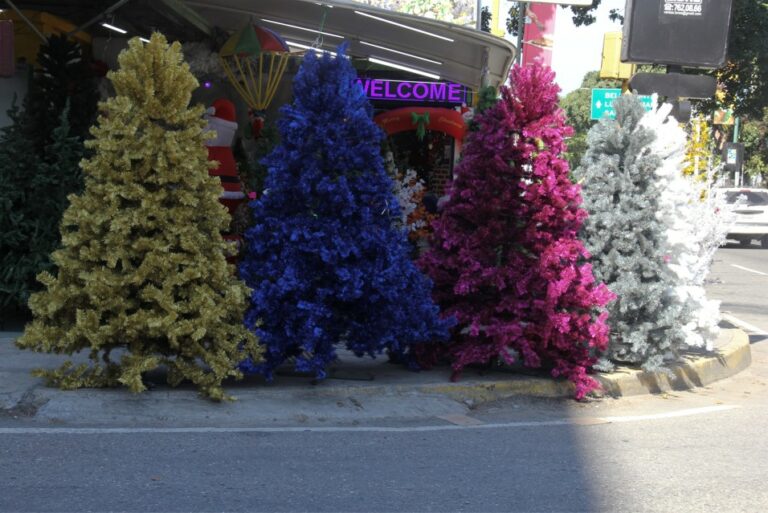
left=550, top=0, right=625, bottom=94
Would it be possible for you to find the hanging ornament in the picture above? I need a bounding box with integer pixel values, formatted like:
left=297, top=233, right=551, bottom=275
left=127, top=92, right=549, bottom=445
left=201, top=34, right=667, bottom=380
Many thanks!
left=219, top=23, right=290, bottom=117
left=246, top=109, right=266, bottom=140
left=411, top=111, right=430, bottom=141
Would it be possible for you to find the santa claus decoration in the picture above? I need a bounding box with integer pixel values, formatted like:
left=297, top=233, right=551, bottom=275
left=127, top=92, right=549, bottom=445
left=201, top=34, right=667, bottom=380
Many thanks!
left=204, top=98, right=246, bottom=261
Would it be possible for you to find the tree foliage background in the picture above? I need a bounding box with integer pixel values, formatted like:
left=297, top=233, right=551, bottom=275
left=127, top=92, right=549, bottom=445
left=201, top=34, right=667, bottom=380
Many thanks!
left=0, top=35, right=97, bottom=312
left=560, top=71, right=622, bottom=169
left=556, top=0, right=768, bottom=183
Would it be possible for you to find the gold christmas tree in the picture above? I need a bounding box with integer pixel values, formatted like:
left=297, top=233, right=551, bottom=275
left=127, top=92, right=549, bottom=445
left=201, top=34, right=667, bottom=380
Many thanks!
left=683, top=115, right=712, bottom=179
left=16, top=33, right=261, bottom=400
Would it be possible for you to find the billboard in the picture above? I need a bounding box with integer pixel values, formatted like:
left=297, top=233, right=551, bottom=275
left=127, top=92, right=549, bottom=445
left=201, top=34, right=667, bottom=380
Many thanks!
left=522, top=3, right=557, bottom=67
left=621, top=0, right=735, bottom=68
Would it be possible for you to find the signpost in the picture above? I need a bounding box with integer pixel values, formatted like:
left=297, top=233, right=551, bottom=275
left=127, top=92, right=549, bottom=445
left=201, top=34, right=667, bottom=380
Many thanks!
left=723, top=142, right=744, bottom=185
left=590, top=89, right=653, bottom=120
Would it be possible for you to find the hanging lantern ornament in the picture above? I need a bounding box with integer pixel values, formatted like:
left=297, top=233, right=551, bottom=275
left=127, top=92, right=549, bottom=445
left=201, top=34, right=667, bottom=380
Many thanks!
left=219, top=23, right=290, bottom=120
left=411, top=111, right=430, bottom=141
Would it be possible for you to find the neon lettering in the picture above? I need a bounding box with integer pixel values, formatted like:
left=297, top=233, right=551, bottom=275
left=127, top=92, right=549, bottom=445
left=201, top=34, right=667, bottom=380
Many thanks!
left=397, top=82, right=412, bottom=99
left=370, top=79, right=384, bottom=98
left=429, top=82, right=446, bottom=101
left=412, top=83, right=429, bottom=100
left=384, top=80, right=398, bottom=99
left=355, top=79, right=465, bottom=103
left=448, top=83, right=462, bottom=103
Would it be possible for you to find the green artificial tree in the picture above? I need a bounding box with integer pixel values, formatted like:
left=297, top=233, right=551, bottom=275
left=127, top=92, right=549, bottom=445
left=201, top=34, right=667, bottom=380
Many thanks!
left=0, top=103, right=38, bottom=312
left=0, top=34, right=98, bottom=312
left=24, top=34, right=98, bottom=151
left=16, top=34, right=260, bottom=400
left=0, top=103, right=84, bottom=312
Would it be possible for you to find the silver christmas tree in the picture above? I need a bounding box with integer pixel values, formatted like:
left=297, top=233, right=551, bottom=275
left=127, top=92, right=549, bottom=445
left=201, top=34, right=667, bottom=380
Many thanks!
left=576, top=95, right=687, bottom=371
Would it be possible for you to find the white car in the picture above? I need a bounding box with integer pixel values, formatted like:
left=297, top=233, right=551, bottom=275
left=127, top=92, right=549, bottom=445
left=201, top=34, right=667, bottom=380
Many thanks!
left=719, top=188, right=768, bottom=248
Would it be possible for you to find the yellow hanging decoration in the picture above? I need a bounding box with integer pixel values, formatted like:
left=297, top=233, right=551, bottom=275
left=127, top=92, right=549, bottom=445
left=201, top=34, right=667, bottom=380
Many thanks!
left=683, top=115, right=711, bottom=179
left=219, top=23, right=290, bottom=112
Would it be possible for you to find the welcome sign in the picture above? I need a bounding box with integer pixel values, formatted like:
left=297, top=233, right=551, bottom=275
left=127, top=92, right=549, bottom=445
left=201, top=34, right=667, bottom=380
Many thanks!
left=355, top=78, right=468, bottom=104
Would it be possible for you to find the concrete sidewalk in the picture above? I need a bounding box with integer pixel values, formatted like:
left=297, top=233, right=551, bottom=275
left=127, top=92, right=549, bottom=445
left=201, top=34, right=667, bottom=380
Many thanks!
left=0, top=327, right=750, bottom=427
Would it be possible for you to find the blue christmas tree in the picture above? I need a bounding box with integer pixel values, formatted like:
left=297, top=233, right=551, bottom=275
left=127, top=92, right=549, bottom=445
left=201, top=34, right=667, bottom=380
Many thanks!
left=239, top=45, right=451, bottom=379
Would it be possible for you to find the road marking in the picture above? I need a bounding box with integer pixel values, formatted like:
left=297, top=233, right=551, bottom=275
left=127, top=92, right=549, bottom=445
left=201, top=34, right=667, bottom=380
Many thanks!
left=601, top=405, right=740, bottom=423
left=0, top=406, right=738, bottom=435
left=731, top=264, right=768, bottom=277
left=437, top=414, right=485, bottom=426
left=721, top=313, right=768, bottom=336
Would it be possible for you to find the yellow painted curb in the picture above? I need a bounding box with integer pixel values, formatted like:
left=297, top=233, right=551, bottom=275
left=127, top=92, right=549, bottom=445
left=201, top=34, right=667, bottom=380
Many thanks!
left=396, top=328, right=752, bottom=403
left=597, top=328, right=751, bottom=397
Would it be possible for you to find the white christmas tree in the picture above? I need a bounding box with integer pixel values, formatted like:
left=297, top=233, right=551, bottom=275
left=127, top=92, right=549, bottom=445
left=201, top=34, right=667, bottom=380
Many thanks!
left=576, top=95, right=726, bottom=371
left=384, top=151, right=429, bottom=235
left=643, top=101, right=721, bottom=350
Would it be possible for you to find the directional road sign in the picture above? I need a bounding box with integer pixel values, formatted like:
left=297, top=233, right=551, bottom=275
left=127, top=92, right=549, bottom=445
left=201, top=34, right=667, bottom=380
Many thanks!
left=590, top=89, right=653, bottom=120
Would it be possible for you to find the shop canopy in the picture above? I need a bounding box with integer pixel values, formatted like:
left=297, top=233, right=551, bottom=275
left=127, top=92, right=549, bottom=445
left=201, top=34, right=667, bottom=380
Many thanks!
left=184, top=0, right=517, bottom=90
left=4, top=0, right=516, bottom=90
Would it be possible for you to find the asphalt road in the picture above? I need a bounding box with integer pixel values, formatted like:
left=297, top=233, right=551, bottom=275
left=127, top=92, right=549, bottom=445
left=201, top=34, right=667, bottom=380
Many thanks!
left=0, top=247, right=766, bottom=513
left=708, top=243, right=768, bottom=339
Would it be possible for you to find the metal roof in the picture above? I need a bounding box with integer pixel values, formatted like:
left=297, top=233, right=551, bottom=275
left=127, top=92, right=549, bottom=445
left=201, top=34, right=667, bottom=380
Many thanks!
left=4, top=0, right=516, bottom=89
left=183, top=0, right=516, bottom=90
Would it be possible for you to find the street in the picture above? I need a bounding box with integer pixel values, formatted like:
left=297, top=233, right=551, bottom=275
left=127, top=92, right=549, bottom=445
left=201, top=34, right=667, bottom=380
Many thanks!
left=0, top=246, right=766, bottom=513
left=708, top=243, right=768, bottom=341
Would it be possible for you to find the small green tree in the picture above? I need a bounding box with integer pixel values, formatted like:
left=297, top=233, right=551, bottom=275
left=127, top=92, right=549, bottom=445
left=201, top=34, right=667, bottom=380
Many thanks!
left=0, top=103, right=84, bottom=311
left=23, top=34, right=98, bottom=151
left=740, top=108, right=768, bottom=184
left=0, top=102, right=39, bottom=311
left=0, top=34, right=98, bottom=312
left=16, top=34, right=260, bottom=400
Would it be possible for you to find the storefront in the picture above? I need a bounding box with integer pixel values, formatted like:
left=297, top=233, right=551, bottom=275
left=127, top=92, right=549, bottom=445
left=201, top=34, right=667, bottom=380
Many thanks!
left=356, top=76, right=471, bottom=195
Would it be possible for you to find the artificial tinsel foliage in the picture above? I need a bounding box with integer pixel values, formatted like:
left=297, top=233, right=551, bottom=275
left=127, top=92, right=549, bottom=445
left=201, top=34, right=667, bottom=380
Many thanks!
left=15, top=33, right=261, bottom=400
left=419, top=63, right=613, bottom=399
left=576, top=95, right=710, bottom=371
left=238, top=44, right=451, bottom=380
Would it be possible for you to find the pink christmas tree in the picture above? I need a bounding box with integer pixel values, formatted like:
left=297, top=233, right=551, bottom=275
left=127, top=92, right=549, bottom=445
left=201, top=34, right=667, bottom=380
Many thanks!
left=419, top=63, right=614, bottom=399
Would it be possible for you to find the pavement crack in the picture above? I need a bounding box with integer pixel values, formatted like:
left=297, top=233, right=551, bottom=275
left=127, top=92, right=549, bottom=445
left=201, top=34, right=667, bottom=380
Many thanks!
left=0, top=389, right=49, bottom=419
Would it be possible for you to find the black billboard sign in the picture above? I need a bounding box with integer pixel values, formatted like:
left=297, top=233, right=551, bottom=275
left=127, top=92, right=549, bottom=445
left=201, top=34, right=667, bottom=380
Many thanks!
left=621, top=0, right=735, bottom=68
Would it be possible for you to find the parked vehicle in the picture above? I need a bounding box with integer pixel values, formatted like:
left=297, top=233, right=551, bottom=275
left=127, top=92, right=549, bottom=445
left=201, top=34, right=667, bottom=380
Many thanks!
left=717, top=188, right=768, bottom=248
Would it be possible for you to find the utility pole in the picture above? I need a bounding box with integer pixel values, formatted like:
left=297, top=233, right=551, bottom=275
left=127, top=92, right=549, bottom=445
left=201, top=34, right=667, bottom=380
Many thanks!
left=516, top=1, right=526, bottom=64
left=734, top=117, right=741, bottom=186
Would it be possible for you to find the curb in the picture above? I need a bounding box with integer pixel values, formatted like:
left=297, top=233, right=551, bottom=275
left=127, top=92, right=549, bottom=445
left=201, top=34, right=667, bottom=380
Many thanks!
left=0, top=329, right=752, bottom=418
left=381, top=328, right=752, bottom=404
left=596, top=328, right=751, bottom=398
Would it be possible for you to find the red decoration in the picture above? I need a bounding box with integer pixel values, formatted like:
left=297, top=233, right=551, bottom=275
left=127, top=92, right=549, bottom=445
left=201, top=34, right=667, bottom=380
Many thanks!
left=248, top=110, right=265, bottom=139
left=374, top=107, right=467, bottom=144
left=205, top=98, right=246, bottom=263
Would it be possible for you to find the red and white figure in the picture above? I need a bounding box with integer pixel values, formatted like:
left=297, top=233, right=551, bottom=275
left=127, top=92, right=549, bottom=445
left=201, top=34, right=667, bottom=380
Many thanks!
left=204, top=98, right=245, bottom=216
left=204, top=98, right=246, bottom=264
